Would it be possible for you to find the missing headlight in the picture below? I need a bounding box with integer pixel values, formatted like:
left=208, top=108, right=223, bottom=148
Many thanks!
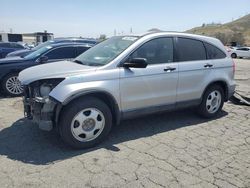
left=40, top=83, right=52, bottom=97
left=29, top=78, right=64, bottom=97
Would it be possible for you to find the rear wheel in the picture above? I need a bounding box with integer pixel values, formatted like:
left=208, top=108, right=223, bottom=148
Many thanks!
left=59, top=97, right=112, bottom=149
left=197, top=85, right=224, bottom=118
left=2, top=73, right=23, bottom=97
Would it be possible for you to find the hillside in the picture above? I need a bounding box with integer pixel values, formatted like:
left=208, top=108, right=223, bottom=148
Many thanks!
left=187, top=14, right=250, bottom=45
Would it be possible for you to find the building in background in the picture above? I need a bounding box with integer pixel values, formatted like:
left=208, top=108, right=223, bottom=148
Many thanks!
left=0, top=33, right=23, bottom=42
left=0, top=31, right=54, bottom=45
left=22, top=31, right=54, bottom=45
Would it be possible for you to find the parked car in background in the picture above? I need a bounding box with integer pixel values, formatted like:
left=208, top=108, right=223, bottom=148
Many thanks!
left=0, top=43, right=92, bottom=96
left=19, top=32, right=235, bottom=149
left=231, top=47, right=250, bottom=58
left=6, top=38, right=98, bottom=58
left=0, top=42, right=26, bottom=58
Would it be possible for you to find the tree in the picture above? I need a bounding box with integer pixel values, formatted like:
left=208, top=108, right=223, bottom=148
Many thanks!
left=214, top=32, right=228, bottom=44
left=231, top=32, right=245, bottom=45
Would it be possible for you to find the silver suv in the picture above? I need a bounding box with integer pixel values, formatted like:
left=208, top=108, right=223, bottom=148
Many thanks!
left=19, top=32, right=235, bottom=149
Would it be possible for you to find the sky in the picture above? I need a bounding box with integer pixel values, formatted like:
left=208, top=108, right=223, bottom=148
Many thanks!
left=1, top=0, right=250, bottom=38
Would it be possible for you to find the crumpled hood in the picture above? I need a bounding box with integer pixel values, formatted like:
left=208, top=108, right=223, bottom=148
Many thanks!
left=19, top=60, right=96, bottom=85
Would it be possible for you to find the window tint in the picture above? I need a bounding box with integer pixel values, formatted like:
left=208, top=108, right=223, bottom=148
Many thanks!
left=204, top=43, right=226, bottom=59
left=76, top=46, right=90, bottom=56
left=130, top=38, right=174, bottom=64
left=237, top=48, right=249, bottom=51
left=45, top=47, right=76, bottom=59
left=177, top=38, right=206, bottom=61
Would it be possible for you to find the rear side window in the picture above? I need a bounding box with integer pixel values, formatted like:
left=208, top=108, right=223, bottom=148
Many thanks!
left=204, top=42, right=226, bottom=59
left=236, top=48, right=250, bottom=51
left=46, top=47, right=76, bottom=59
left=177, top=38, right=206, bottom=62
left=76, top=46, right=90, bottom=56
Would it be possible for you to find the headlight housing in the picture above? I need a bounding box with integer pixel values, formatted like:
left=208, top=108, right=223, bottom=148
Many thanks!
left=40, top=83, right=52, bottom=97
left=29, top=78, right=64, bottom=98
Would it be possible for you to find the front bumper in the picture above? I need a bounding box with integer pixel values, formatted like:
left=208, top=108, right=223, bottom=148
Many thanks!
left=23, top=86, right=57, bottom=131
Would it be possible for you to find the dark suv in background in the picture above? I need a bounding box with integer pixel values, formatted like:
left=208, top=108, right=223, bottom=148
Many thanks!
left=0, top=42, right=92, bottom=96
left=6, top=38, right=98, bottom=58
left=0, top=42, right=26, bottom=58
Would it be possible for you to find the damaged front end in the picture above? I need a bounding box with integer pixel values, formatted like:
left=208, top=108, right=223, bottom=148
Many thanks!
left=23, top=79, right=64, bottom=131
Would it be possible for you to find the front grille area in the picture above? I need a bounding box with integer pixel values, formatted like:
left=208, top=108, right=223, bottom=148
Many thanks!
left=23, top=85, right=32, bottom=119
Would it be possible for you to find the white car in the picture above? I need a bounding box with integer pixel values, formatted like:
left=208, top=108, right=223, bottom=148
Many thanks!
left=231, top=47, right=250, bottom=58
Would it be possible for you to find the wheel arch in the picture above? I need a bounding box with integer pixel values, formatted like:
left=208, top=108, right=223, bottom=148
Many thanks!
left=202, top=80, right=229, bottom=102
left=54, top=90, right=121, bottom=127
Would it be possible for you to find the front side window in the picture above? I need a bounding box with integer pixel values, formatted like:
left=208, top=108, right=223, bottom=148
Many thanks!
left=74, top=36, right=139, bottom=66
left=45, top=47, right=76, bottom=59
left=177, top=38, right=206, bottom=62
left=24, top=45, right=52, bottom=59
left=204, top=42, right=226, bottom=59
left=130, top=37, right=174, bottom=64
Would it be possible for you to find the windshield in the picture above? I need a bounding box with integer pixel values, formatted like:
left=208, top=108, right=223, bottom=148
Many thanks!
left=24, top=45, right=52, bottom=59
left=74, top=36, right=139, bottom=66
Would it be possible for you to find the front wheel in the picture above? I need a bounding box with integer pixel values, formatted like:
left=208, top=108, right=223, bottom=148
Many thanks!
left=231, top=53, right=237, bottom=58
left=2, top=73, right=23, bottom=97
left=197, top=85, right=224, bottom=118
left=59, top=97, right=112, bottom=149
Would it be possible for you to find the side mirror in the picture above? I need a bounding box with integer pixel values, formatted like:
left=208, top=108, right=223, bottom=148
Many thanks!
left=38, top=56, right=48, bottom=63
left=123, top=58, right=148, bottom=68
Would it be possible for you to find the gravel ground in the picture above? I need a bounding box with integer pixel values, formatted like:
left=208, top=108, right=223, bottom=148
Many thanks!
left=0, top=59, right=249, bottom=188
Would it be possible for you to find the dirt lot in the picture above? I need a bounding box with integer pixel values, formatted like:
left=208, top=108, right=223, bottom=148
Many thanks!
left=0, top=59, right=249, bottom=188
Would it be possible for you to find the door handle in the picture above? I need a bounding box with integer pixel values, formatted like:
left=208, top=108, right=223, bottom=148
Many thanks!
left=204, top=63, right=213, bottom=68
left=164, top=67, right=176, bottom=72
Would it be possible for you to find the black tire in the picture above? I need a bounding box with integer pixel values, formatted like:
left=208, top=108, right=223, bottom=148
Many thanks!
left=59, top=97, right=113, bottom=149
left=197, top=85, right=224, bottom=118
left=1, top=73, right=23, bottom=97
left=231, top=53, right=237, bottom=58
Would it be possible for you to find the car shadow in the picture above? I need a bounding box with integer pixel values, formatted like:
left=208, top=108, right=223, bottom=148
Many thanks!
left=0, top=109, right=228, bottom=165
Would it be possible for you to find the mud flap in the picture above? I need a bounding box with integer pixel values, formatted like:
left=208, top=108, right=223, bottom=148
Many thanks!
left=229, top=91, right=250, bottom=106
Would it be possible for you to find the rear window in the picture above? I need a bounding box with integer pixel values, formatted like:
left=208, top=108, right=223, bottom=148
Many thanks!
left=10, top=43, right=24, bottom=49
left=204, top=43, right=226, bottom=59
left=177, top=38, right=206, bottom=62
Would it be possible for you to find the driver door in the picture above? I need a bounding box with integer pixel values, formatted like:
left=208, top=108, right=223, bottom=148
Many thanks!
left=119, top=37, right=178, bottom=116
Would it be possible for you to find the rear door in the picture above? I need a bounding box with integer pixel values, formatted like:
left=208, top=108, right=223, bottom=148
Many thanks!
left=176, top=38, right=228, bottom=105
left=175, top=37, right=209, bottom=104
